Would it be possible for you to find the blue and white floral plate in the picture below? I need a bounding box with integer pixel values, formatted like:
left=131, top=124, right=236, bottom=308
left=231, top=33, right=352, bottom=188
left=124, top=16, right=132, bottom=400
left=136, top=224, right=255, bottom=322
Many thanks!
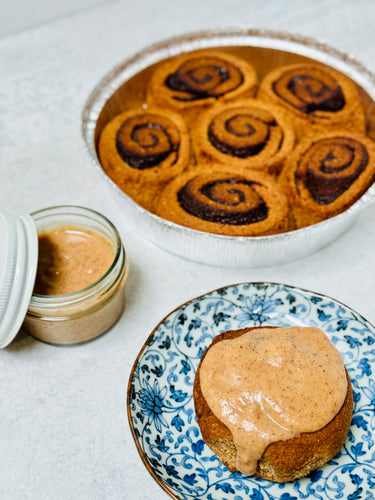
left=127, top=283, right=375, bottom=499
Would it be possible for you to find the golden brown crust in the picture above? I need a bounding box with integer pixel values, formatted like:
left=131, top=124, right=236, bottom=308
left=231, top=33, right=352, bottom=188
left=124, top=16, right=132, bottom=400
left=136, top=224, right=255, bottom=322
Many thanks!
left=191, top=98, right=296, bottom=176
left=98, top=107, right=191, bottom=212
left=155, top=165, right=293, bottom=236
left=194, top=327, right=353, bottom=482
left=278, top=129, right=375, bottom=228
left=146, top=49, right=258, bottom=124
left=257, top=63, right=366, bottom=138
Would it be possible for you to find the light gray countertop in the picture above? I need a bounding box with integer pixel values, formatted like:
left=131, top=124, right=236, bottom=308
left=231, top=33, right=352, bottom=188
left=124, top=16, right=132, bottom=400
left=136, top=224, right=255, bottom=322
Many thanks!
left=1, top=1, right=375, bottom=498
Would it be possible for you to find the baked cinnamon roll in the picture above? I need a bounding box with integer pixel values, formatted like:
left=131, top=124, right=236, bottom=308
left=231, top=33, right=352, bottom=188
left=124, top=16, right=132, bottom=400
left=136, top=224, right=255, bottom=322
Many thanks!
left=156, top=165, right=292, bottom=236
left=146, top=49, right=258, bottom=124
left=192, top=99, right=296, bottom=175
left=98, top=107, right=191, bottom=211
left=258, top=63, right=366, bottom=138
left=279, top=130, right=375, bottom=227
left=194, top=327, right=353, bottom=483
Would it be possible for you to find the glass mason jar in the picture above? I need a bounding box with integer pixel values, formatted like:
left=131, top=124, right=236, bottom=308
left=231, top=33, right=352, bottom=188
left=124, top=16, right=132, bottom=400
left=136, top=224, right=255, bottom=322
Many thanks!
left=23, top=206, right=129, bottom=345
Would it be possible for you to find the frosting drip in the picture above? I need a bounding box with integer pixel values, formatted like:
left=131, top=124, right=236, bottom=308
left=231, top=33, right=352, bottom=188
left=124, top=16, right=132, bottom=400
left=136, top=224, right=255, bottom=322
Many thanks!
left=272, top=66, right=345, bottom=114
left=199, top=327, right=347, bottom=476
left=178, top=176, right=268, bottom=225
left=165, top=56, right=244, bottom=101
left=295, top=136, right=369, bottom=204
left=116, top=114, right=180, bottom=169
left=207, top=107, right=283, bottom=158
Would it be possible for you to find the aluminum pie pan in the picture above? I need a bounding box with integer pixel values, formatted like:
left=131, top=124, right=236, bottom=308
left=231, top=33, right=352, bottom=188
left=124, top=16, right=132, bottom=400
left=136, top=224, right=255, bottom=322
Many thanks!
left=82, top=28, right=375, bottom=268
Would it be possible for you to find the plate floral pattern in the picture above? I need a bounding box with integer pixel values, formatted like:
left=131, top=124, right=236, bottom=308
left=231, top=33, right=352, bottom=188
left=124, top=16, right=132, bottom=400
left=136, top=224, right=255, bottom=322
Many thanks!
left=127, top=283, right=375, bottom=499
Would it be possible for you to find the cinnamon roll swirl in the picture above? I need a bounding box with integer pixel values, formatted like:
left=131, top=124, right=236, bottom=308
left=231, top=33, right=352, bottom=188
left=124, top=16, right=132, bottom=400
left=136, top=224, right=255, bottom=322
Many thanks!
left=146, top=50, right=258, bottom=123
left=98, top=107, right=190, bottom=211
left=156, top=165, right=292, bottom=236
left=192, top=99, right=296, bottom=175
left=279, top=130, right=375, bottom=227
left=258, top=63, right=366, bottom=138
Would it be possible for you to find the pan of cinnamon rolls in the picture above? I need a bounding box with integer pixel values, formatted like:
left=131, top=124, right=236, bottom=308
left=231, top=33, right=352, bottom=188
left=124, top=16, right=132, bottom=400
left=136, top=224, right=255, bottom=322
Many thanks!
left=82, top=29, right=375, bottom=267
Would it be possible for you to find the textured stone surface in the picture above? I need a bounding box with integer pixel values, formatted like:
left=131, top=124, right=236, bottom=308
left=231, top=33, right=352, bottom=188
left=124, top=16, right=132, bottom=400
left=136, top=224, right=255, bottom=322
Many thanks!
left=1, top=1, right=375, bottom=498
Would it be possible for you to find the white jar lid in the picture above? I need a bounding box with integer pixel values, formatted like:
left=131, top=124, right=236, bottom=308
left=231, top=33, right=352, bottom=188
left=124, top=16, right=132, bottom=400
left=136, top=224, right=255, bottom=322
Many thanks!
left=0, top=211, right=38, bottom=348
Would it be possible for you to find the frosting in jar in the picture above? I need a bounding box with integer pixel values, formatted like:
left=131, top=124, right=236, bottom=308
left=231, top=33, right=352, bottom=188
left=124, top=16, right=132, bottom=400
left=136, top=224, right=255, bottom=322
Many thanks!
left=33, top=226, right=115, bottom=295
left=199, top=326, right=347, bottom=475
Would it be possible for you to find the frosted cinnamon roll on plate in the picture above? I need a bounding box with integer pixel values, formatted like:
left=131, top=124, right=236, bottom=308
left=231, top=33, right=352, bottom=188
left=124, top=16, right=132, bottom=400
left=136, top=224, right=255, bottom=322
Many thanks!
left=194, top=325, right=353, bottom=483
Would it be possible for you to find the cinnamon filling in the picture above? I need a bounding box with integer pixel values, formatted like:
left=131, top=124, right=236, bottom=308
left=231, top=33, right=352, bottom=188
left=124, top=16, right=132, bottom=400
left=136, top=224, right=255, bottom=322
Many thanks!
left=272, top=67, right=345, bottom=114
left=116, top=114, right=180, bottom=169
left=178, top=177, right=268, bottom=225
left=295, top=136, right=369, bottom=204
left=165, top=56, right=244, bottom=101
left=207, top=106, right=286, bottom=159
